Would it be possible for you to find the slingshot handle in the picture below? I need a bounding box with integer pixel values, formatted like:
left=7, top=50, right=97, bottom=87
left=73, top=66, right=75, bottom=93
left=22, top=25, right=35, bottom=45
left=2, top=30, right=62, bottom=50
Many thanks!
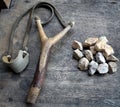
left=27, top=40, right=52, bottom=104
left=26, top=16, right=74, bottom=104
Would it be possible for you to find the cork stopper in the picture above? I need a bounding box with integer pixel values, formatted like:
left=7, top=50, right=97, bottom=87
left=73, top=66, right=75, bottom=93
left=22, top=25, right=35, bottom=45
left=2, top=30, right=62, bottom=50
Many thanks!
left=26, top=87, right=41, bottom=104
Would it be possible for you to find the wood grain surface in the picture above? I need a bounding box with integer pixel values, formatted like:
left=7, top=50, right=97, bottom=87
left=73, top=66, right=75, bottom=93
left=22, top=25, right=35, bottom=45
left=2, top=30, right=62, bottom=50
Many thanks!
left=0, top=0, right=120, bottom=107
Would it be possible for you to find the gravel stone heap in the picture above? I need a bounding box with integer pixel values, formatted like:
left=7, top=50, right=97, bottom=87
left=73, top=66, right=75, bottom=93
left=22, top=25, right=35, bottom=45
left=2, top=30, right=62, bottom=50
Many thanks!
left=72, top=36, right=119, bottom=76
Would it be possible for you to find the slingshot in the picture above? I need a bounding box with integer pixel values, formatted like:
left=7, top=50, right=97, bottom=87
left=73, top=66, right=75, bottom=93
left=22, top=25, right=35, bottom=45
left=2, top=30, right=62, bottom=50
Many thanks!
left=27, top=16, right=74, bottom=103
left=2, top=2, right=75, bottom=103
left=2, top=2, right=69, bottom=73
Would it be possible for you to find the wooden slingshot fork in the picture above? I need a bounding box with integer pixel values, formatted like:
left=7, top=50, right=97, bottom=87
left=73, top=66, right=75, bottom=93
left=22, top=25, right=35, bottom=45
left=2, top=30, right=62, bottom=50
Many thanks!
left=27, top=16, right=75, bottom=104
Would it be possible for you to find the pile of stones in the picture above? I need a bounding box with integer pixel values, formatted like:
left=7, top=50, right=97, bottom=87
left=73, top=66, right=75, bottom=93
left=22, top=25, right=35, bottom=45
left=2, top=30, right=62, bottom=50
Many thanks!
left=72, top=36, right=119, bottom=75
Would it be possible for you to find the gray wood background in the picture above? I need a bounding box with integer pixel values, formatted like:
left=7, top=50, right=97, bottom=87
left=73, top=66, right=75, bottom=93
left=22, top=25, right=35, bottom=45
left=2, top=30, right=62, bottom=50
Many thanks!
left=0, top=0, right=120, bottom=107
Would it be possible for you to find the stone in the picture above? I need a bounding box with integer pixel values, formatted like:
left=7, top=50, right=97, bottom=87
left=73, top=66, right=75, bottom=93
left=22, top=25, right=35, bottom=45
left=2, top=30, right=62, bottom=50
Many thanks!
left=99, top=36, right=108, bottom=43
left=94, top=40, right=106, bottom=51
left=95, top=36, right=114, bottom=56
left=103, top=44, right=114, bottom=57
left=108, top=62, right=117, bottom=73
left=96, top=52, right=106, bottom=63
left=106, top=55, right=119, bottom=62
left=88, top=61, right=98, bottom=75
left=73, top=49, right=83, bottom=60
left=83, top=37, right=98, bottom=47
left=97, top=63, right=109, bottom=74
left=84, top=50, right=94, bottom=61
left=72, top=40, right=83, bottom=50
left=78, top=57, right=89, bottom=70
left=90, top=46, right=96, bottom=55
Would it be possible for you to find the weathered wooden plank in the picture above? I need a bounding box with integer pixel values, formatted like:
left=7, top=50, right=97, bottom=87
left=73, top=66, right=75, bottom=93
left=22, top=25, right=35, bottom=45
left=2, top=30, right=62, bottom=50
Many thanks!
left=0, top=0, right=120, bottom=107
left=0, top=79, right=120, bottom=101
left=0, top=101, right=119, bottom=107
left=0, top=99, right=120, bottom=107
left=0, top=0, right=120, bottom=57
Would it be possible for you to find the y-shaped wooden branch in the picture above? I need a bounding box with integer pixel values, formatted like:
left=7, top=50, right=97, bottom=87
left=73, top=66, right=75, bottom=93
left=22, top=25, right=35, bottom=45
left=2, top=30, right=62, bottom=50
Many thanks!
left=27, top=16, right=75, bottom=104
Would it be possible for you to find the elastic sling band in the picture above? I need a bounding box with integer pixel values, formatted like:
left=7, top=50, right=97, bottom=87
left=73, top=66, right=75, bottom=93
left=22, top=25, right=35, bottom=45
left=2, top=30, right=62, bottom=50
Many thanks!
left=7, top=2, right=67, bottom=58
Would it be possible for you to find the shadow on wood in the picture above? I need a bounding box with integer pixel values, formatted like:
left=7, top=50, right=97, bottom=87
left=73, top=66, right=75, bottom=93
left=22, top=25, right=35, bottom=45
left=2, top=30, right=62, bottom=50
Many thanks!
left=0, top=0, right=12, bottom=10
